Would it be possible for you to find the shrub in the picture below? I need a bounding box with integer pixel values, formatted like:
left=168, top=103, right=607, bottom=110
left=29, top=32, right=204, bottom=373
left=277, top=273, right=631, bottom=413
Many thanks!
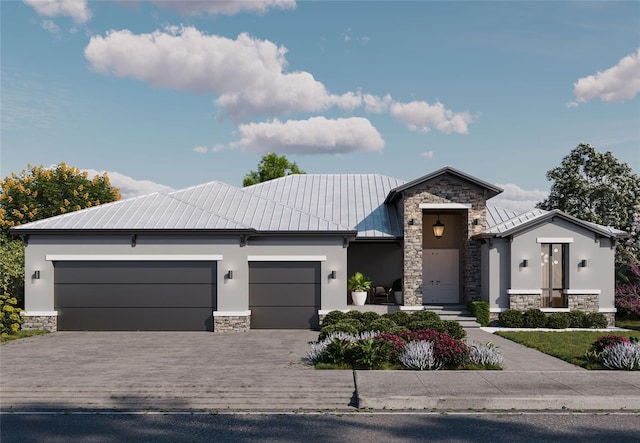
left=408, top=318, right=443, bottom=332
left=589, top=335, right=631, bottom=353
left=322, top=336, right=355, bottom=365
left=568, top=310, right=588, bottom=328
left=344, top=338, right=391, bottom=369
left=0, top=293, right=22, bottom=336
left=522, top=309, right=547, bottom=328
left=367, top=317, right=397, bottom=334
left=602, top=342, right=640, bottom=370
left=319, top=320, right=361, bottom=339
left=499, top=309, right=524, bottom=328
left=410, top=310, right=440, bottom=323
left=382, top=311, right=411, bottom=327
left=376, top=333, right=407, bottom=362
left=441, top=320, right=466, bottom=340
left=467, top=301, right=490, bottom=327
left=546, top=312, right=570, bottom=329
left=360, top=311, right=381, bottom=328
left=469, top=342, right=504, bottom=368
left=585, top=312, right=609, bottom=329
left=344, top=310, right=365, bottom=322
left=400, top=329, right=469, bottom=367
left=399, top=341, right=442, bottom=370
left=321, top=310, right=346, bottom=327
left=615, top=261, right=640, bottom=319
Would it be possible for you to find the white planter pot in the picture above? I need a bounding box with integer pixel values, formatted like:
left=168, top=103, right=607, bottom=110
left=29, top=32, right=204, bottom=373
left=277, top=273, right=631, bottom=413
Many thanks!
left=352, top=291, right=368, bottom=306
left=393, top=291, right=403, bottom=305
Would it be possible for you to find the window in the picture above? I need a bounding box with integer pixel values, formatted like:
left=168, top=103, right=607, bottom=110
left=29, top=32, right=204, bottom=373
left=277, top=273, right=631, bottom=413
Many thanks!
left=540, top=243, right=567, bottom=307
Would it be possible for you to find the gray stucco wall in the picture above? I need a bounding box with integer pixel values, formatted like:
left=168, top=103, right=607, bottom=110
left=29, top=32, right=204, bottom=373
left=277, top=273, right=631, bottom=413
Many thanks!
left=483, top=238, right=510, bottom=310
left=22, top=233, right=348, bottom=316
left=489, top=219, right=616, bottom=311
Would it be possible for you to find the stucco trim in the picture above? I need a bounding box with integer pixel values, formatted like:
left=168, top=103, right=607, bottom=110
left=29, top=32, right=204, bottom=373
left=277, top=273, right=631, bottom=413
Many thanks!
left=540, top=308, right=571, bottom=313
left=536, top=237, right=574, bottom=244
left=45, top=254, right=223, bottom=261
left=599, top=308, right=617, bottom=313
left=507, top=289, right=543, bottom=295
left=247, top=255, right=327, bottom=261
left=564, top=289, right=602, bottom=295
left=213, top=310, right=251, bottom=317
left=20, top=311, right=58, bottom=316
left=418, top=203, right=472, bottom=209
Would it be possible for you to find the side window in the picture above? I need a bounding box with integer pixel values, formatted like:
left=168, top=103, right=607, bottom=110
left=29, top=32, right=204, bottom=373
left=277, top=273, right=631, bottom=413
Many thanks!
left=540, top=243, right=567, bottom=307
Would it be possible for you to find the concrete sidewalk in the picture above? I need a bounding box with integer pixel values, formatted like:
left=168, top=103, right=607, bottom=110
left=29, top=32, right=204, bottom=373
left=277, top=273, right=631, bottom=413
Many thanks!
left=356, top=328, right=640, bottom=411
left=2, top=329, right=639, bottom=412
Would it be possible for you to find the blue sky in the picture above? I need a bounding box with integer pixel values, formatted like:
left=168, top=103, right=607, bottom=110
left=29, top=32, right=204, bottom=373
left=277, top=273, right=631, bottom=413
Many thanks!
left=2, top=1, right=639, bottom=212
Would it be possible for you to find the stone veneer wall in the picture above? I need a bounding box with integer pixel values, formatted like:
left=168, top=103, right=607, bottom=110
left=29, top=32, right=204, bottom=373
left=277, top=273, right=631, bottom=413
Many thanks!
left=21, top=314, right=57, bottom=332
left=567, top=294, right=599, bottom=312
left=213, top=315, right=250, bottom=332
left=402, top=178, right=487, bottom=305
left=509, top=294, right=542, bottom=310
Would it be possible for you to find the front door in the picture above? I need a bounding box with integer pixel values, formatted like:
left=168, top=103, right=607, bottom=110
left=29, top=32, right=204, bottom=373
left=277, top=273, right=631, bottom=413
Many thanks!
left=423, top=249, right=459, bottom=303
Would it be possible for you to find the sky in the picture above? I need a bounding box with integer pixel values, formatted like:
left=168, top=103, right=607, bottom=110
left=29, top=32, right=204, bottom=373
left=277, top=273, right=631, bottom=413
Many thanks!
left=2, top=0, right=639, bottom=213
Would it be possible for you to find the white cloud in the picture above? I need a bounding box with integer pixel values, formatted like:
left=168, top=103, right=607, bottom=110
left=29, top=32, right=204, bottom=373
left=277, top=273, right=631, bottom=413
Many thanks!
left=151, top=0, right=296, bottom=16
left=231, top=116, right=385, bottom=155
left=193, top=144, right=227, bottom=154
left=40, top=20, right=61, bottom=36
left=193, top=146, right=208, bottom=154
left=363, top=93, right=392, bottom=114
left=389, top=100, right=473, bottom=134
left=23, top=0, right=91, bottom=23
left=84, top=27, right=363, bottom=119
left=83, top=169, right=174, bottom=199
left=573, top=48, right=640, bottom=104
left=421, top=151, right=434, bottom=159
left=488, top=183, right=549, bottom=213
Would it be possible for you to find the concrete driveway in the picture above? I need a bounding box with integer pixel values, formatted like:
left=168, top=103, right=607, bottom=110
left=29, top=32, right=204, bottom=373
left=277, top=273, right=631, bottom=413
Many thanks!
left=0, top=331, right=356, bottom=411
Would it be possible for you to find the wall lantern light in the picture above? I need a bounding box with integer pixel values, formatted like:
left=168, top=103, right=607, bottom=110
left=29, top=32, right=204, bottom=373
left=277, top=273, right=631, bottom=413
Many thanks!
left=432, top=215, right=445, bottom=239
left=522, top=259, right=528, bottom=268
left=408, top=219, right=416, bottom=226
left=227, top=270, right=233, bottom=279
left=580, top=259, right=587, bottom=268
left=330, top=270, right=337, bottom=279
left=33, top=270, right=41, bottom=279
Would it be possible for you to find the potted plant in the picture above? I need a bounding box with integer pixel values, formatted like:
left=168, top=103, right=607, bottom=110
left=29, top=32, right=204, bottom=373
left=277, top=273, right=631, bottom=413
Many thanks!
left=348, top=272, right=372, bottom=306
left=392, top=278, right=403, bottom=305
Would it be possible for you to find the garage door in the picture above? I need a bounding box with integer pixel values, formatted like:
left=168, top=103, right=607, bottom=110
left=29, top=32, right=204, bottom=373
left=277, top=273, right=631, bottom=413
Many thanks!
left=249, top=262, right=320, bottom=329
left=54, top=261, right=217, bottom=331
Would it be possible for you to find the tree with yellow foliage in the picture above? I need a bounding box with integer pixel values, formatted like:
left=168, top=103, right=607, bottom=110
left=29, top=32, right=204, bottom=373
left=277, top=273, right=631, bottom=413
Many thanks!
left=0, top=163, right=121, bottom=312
left=0, top=163, right=121, bottom=236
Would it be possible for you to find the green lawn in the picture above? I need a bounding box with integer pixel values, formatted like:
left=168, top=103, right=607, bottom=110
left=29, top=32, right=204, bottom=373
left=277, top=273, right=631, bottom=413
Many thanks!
left=495, top=330, right=640, bottom=369
left=616, top=319, right=640, bottom=331
left=0, top=330, right=49, bottom=343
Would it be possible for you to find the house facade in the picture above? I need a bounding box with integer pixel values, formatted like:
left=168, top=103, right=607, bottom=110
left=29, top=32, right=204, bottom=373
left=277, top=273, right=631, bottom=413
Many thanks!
left=14, top=167, right=625, bottom=332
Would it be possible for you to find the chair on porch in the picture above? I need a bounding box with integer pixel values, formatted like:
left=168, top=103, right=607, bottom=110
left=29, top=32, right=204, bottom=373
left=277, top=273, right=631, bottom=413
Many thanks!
left=370, top=285, right=391, bottom=304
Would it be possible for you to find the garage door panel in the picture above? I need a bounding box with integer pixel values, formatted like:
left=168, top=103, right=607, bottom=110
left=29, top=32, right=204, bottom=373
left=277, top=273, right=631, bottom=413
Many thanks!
left=55, top=261, right=217, bottom=284
left=55, top=284, right=216, bottom=308
left=250, top=307, right=319, bottom=329
left=248, top=283, right=319, bottom=306
left=249, top=262, right=319, bottom=284
left=57, top=308, right=214, bottom=331
left=54, top=261, right=217, bottom=331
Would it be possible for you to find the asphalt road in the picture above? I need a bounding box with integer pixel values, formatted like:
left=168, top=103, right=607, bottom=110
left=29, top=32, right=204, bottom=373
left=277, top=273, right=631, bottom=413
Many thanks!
left=2, top=412, right=639, bottom=443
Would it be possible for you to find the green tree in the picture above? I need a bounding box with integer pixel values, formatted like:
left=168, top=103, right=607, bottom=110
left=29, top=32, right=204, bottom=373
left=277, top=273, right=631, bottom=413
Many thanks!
left=243, top=153, right=305, bottom=187
left=0, top=163, right=121, bottom=307
left=537, top=143, right=640, bottom=265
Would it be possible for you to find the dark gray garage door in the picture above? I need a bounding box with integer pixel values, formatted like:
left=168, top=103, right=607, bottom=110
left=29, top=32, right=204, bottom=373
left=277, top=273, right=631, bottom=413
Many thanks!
left=54, top=261, right=217, bottom=331
left=249, top=262, right=320, bottom=329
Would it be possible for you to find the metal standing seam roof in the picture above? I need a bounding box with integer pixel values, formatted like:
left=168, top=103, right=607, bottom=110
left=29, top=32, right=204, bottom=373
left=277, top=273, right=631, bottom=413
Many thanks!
left=242, top=174, right=407, bottom=238
left=482, top=207, right=627, bottom=238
